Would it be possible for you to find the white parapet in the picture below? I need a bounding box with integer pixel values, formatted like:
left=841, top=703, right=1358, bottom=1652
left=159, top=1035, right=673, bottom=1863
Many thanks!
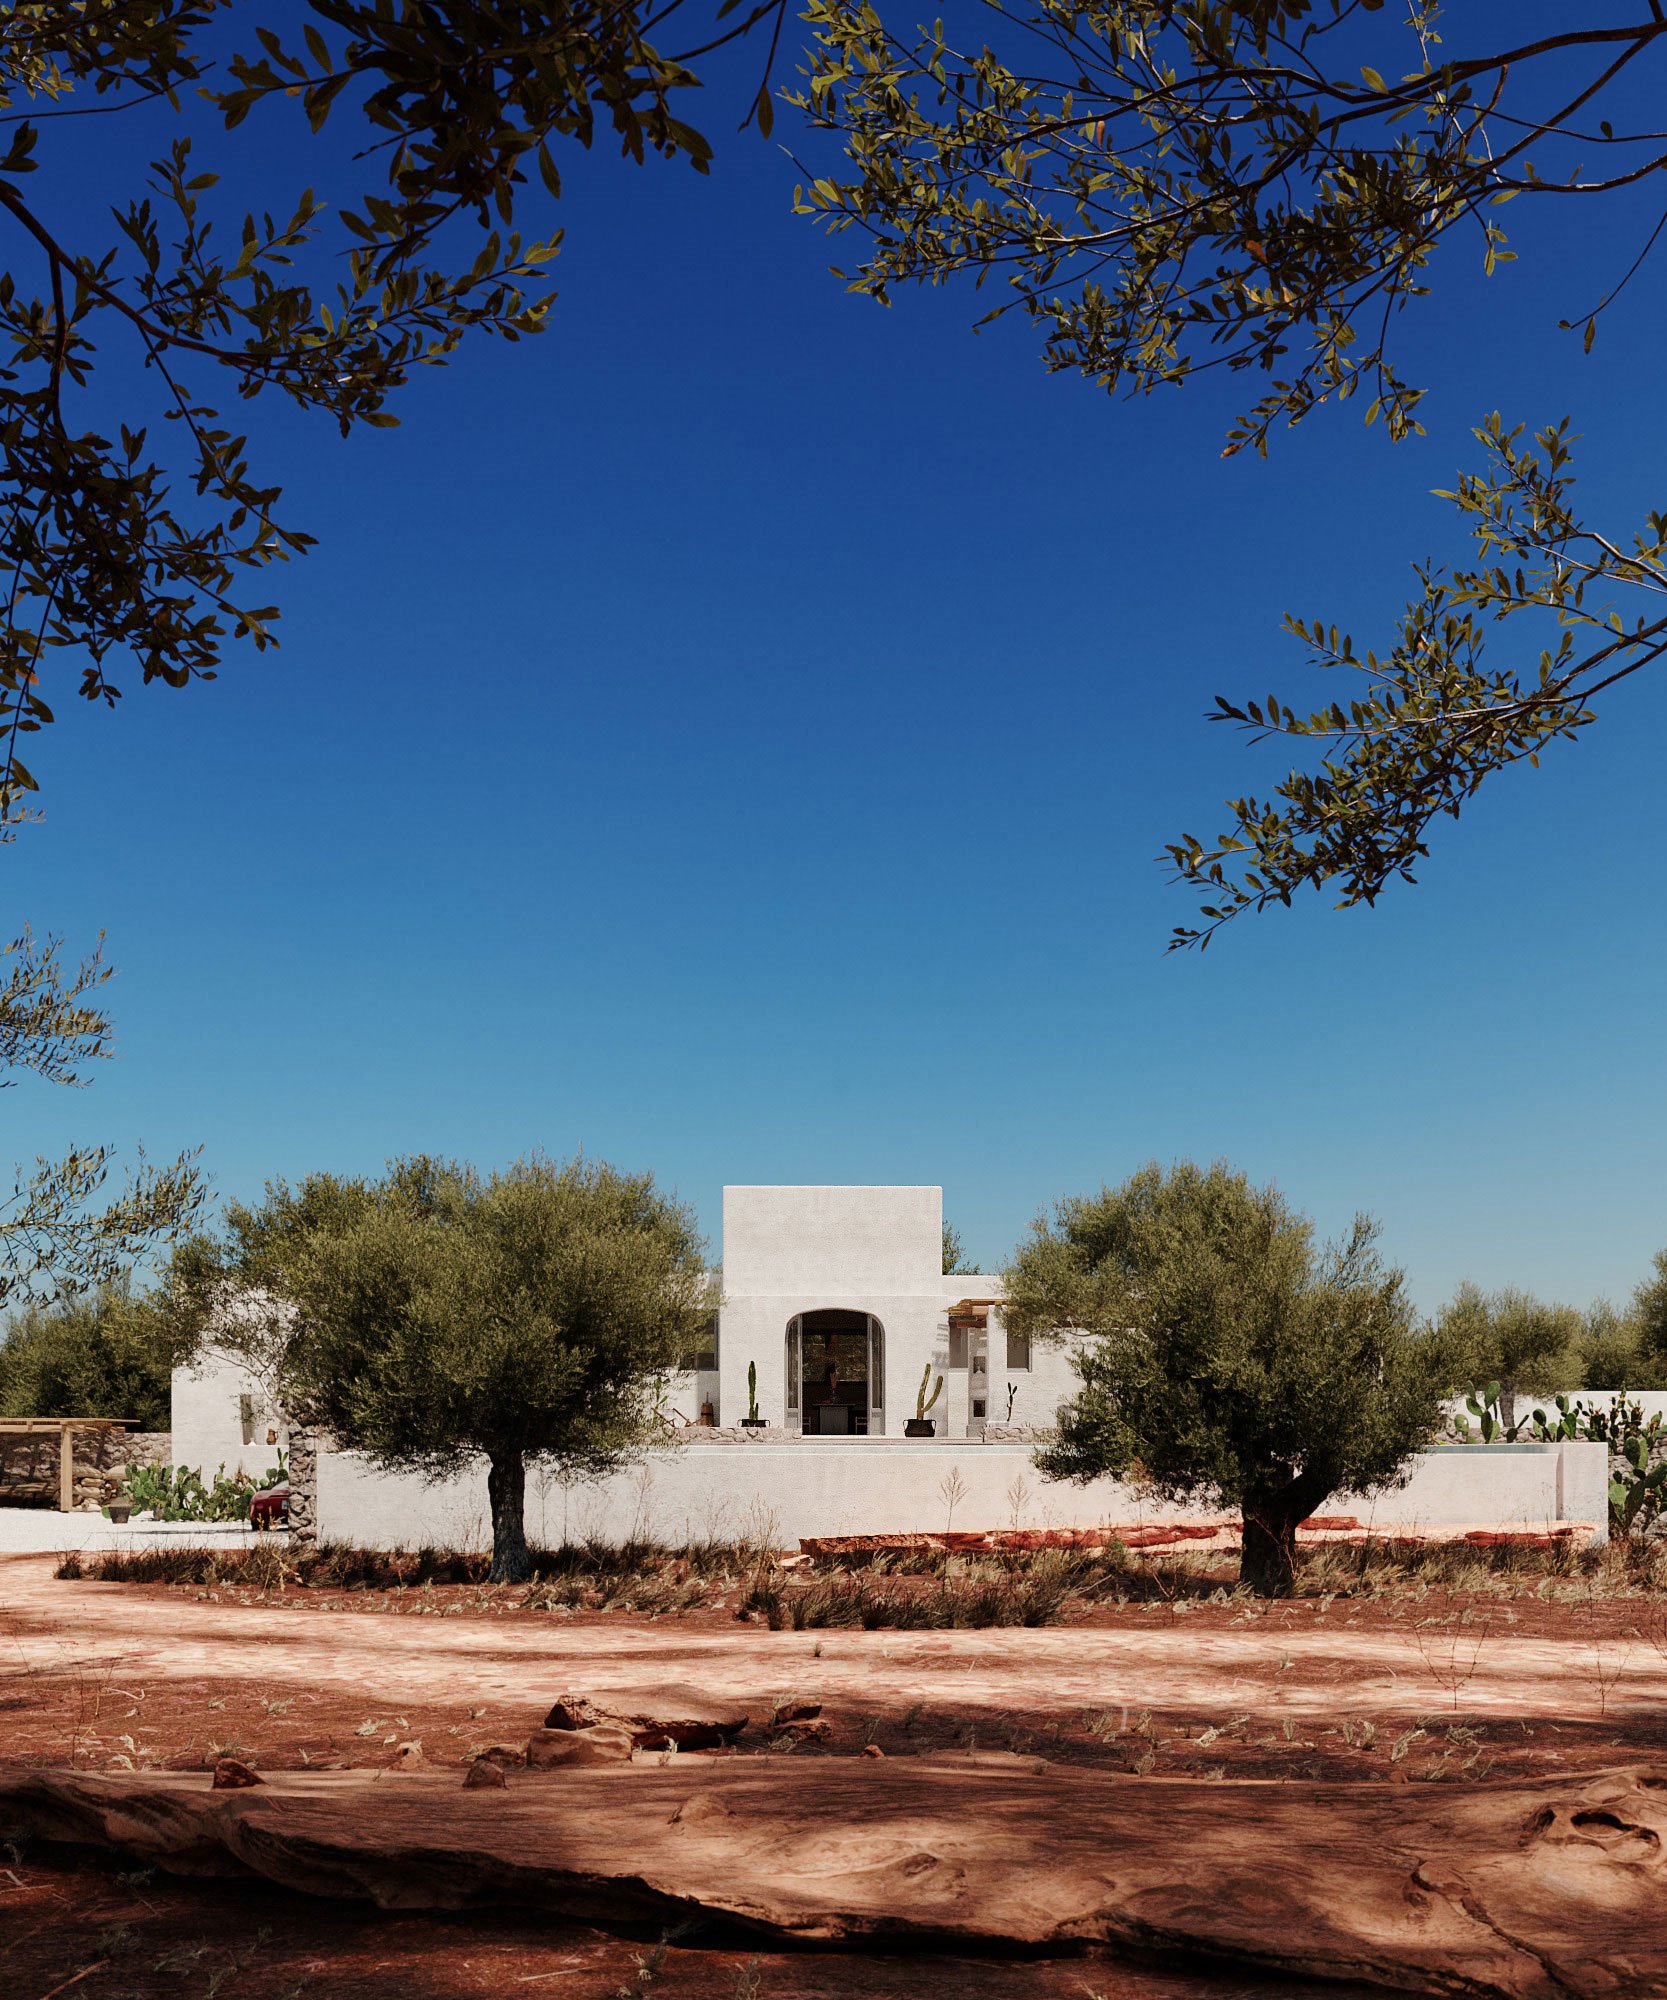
left=312, top=1438, right=1608, bottom=1550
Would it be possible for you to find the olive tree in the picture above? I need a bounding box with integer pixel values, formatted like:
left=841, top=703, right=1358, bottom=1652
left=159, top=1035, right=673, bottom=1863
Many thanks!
left=1578, top=1298, right=1661, bottom=1393
left=795, top=7, right=1667, bottom=942
left=2, top=926, right=204, bottom=1309
left=0, top=1, right=786, bottom=829
left=942, top=1220, right=973, bottom=1276
left=0, top=1279, right=185, bottom=1428
left=287, top=1154, right=711, bottom=1581
left=164, top=1169, right=382, bottom=1415
left=1633, top=1250, right=1667, bottom=1370
left=1005, top=1161, right=1449, bottom=1595
left=1435, top=1283, right=1587, bottom=1423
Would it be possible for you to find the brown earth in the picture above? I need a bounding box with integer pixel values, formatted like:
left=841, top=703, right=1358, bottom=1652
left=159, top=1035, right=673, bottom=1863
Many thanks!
left=5, top=1554, right=1667, bottom=1787
left=6, top=1552, right=1667, bottom=1997
left=6, top=1760, right=1666, bottom=1996
left=0, top=1846, right=1382, bottom=2000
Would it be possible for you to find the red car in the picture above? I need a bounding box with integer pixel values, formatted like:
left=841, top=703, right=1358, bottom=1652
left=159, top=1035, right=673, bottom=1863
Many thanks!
left=249, top=1481, right=289, bottom=1531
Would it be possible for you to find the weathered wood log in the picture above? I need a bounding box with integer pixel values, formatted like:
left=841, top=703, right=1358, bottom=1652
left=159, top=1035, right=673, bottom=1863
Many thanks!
left=1, top=1761, right=1664, bottom=1995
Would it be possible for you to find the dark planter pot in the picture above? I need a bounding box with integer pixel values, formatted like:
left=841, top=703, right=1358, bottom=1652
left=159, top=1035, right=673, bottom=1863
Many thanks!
left=106, top=1501, right=132, bottom=1523
left=740, top=1417, right=767, bottom=1429
left=904, top=1419, right=937, bottom=1438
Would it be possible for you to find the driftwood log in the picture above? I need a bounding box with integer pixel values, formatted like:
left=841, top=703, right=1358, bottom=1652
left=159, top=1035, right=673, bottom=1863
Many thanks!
left=2, top=1757, right=1664, bottom=1997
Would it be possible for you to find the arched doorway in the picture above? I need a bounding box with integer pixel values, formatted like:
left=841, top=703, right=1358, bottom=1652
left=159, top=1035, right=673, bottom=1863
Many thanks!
left=785, top=1310, right=883, bottom=1436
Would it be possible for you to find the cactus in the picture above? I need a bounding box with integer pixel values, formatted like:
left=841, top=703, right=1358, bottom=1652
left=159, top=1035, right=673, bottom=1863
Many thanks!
left=746, top=1359, right=759, bottom=1422
left=915, top=1362, right=943, bottom=1421
left=1457, top=1383, right=1667, bottom=1539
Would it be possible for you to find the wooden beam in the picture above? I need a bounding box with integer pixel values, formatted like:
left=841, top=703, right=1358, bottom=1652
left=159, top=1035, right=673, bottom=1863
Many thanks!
left=0, top=1417, right=135, bottom=1434
left=59, top=1421, right=74, bottom=1512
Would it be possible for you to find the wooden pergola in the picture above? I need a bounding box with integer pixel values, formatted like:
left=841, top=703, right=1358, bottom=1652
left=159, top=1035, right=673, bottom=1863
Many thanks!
left=0, top=1418, right=138, bottom=1512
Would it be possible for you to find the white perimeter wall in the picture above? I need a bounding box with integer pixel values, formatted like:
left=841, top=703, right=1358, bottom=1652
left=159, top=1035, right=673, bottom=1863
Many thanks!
left=315, top=1439, right=1608, bottom=1549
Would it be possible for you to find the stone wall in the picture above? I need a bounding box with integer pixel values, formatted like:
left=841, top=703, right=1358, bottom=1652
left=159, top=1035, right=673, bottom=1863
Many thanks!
left=0, top=1427, right=166, bottom=1510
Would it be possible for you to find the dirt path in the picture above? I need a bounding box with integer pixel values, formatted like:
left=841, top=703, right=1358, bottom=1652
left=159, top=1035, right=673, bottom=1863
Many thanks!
left=5, top=1553, right=1665, bottom=1736
left=7, top=1554, right=1667, bottom=2000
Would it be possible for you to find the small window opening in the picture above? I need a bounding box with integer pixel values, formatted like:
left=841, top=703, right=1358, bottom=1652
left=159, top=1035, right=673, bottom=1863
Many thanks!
left=1005, top=1331, right=1032, bottom=1371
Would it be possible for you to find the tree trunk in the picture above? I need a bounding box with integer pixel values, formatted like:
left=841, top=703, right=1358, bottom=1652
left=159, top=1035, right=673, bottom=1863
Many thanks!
left=1239, top=1506, right=1301, bottom=1597
left=1239, top=1469, right=1334, bottom=1597
left=486, top=1449, right=531, bottom=1584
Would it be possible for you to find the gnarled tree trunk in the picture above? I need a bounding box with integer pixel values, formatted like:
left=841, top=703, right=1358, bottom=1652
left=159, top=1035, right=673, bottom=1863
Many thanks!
left=486, top=1448, right=531, bottom=1583
left=1239, top=1467, right=1333, bottom=1597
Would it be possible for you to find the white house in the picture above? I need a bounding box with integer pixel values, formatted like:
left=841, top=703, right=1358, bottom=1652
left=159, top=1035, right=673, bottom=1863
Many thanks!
left=169, top=1184, right=1609, bottom=1546
left=679, top=1184, right=1078, bottom=1438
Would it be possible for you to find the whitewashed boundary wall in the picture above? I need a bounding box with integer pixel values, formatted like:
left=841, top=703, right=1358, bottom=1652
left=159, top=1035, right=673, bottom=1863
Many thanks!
left=314, top=1439, right=1608, bottom=1550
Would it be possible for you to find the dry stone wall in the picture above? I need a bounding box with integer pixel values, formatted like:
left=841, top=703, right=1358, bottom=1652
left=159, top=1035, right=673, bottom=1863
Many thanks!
left=0, top=1426, right=169, bottom=1510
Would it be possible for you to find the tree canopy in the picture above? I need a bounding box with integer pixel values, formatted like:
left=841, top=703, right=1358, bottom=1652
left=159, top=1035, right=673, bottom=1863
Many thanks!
left=1436, top=1282, right=1593, bottom=1415
left=0, top=0, right=783, bottom=827
left=1631, top=1249, right=1667, bottom=1374
left=792, top=4, right=1667, bottom=941
left=0, top=1277, right=183, bottom=1426
left=1005, top=1159, right=1450, bottom=1593
left=165, top=1165, right=381, bottom=1403
left=1, top=925, right=204, bottom=1309
left=9, top=7, right=1667, bottom=945
left=285, top=1153, right=711, bottom=1581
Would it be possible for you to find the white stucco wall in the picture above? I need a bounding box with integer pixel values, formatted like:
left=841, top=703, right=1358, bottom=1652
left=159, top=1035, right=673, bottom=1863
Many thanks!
left=713, top=1188, right=1086, bottom=1437
left=718, top=1186, right=948, bottom=1432
left=312, top=1439, right=1607, bottom=1550
left=171, top=1348, right=287, bottom=1483
left=723, top=1185, right=942, bottom=1294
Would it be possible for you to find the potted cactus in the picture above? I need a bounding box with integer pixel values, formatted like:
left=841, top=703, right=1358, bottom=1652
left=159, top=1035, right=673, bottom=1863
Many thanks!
left=905, top=1363, right=944, bottom=1437
left=740, top=1360, right=767, bottom=1428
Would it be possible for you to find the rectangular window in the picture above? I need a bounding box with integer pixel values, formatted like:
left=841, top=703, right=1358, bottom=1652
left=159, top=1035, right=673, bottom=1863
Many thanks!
left=972, top=1398, right=986, bottom=1420
left=947, top=1327, right=968, bottom=1369
left=1005, top=1331, right=1032, bottom=1371
left=679, top=1315, right=718, bottom=1373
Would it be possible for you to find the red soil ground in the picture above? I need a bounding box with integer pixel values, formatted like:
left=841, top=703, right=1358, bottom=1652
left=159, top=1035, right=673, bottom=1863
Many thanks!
left=5, top=1549, right=1666, bottom=1997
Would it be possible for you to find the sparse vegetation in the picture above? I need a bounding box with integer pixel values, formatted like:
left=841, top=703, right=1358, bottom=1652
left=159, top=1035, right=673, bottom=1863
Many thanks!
left=738, top=1549, right=1086, bottom=1630
left=58, top=1526, right=1667, bottom=1621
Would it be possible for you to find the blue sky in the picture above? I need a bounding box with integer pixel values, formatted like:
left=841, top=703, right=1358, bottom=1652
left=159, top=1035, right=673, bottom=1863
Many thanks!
left=10, top=10, right=1667, bottom=1312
